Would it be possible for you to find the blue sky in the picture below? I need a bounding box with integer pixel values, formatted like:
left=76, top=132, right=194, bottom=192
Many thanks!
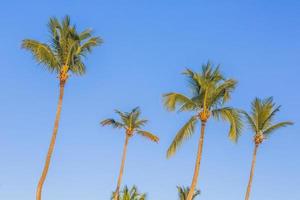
left=0, top=0, right=299, bottom=199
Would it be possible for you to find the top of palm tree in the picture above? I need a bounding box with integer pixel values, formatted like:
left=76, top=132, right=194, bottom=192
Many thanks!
left=177, top=186, right=200, bottom=200
left=22, top=15, right=102, bottom=77
left=242, top=97, right=293, bottom=144
left=111, top=185, right=147, bottom=200
left=163, top=62, right=243, bottom=157
left=164, top=61, right=237, bottom=113
left=101, top=107, right=159, bottom=142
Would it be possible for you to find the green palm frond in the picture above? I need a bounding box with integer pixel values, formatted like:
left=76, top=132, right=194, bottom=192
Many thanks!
left=115, top=109, right=130, bottom=126
left=208, top=79, right=237, bottom=106
left=260, top=104, right=281, bottom=131
left=263, top=121, right=294, bottom=136
left=167, top=116, right=198, bottom=158
left=22, top=39, right=59, bottom=71
left=212, top=107, right=243, bottom=142
left=241, top=110, right=258, bottom=133
left=163, top=93, right=196, bottom=111
left=100, top=119, right=124, bottom=129
left=136, top=130, right=159, bottom=143
left=135, top=119, right=148, bottom=129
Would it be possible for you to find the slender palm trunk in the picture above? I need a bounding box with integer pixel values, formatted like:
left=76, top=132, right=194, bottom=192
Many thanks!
left=245, top=144, right=259, bottom=200
left=114, top=134, right=130, bottom=200
left=186, top=121, right=206, bottom=200
left=36, top=81, right=66, bottom=200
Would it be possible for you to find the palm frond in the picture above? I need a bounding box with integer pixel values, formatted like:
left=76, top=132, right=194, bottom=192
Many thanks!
left=100, top=118, right=124, bottom=129
left=77, top=37, right=103, bottom=56
left=167, top=116, right=198, bottom=158
left=208, top=79, right=237, bottom=107
left=241, top=110, right=258, bottom=133
left=135, top=119, right=148, bottom=129
left=115, top=109, right=130, bottom=126
left=22, top=39, right=59, bottom=71
left=136, top=130, right=159, bottom=143
left=263, top=121, right=294, bottom=136
left=212, top=107, right=243, bottom=142
left=163, top=93, right=196, bottom=111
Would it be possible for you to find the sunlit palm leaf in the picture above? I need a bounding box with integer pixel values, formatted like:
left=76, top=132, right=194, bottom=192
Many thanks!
left=163, top=93, right=196, bottom=111
left=136, top=130, right=159, bottom=143
left=167, top=116, right=198, bottom=158
left=212, top=107, right=243, bottom=142
left=22, top=40, right=59, bottom=71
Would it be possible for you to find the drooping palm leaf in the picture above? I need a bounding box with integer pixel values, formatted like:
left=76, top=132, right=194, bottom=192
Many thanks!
left=212, top=107, right=243, bottom=142
left=167, top=116, right=198, bottom=158
left=136, top=130, right=159, bottom=142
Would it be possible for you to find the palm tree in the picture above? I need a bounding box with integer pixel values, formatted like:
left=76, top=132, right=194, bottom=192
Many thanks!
left=163, top=62, right=243, bottom=200
left=22, top=16, right=102, bottom=200
left=177, top=186, right=200, bottom=200
left=242, top=97, right=293, bottom=200
left=111, top=185, right=147, bottom=200
left=101, top=107, right=159, bottom=200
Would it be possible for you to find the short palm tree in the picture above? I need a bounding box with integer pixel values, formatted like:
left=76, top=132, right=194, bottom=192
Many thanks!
left=101, top=107, right=159, bottom=200
left=22, top=16, right=102, bottom=200
left=242, top=97, right=293, bottom=200
left=177, top=186, right=200, bottom=200
left=111, top=185, right=147, bottom=200
left=163, top=62, right=243, bottom=200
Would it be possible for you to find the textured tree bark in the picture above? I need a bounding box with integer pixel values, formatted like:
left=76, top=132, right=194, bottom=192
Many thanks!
left=245, top=144, right=259, bottom=200
left=114, top=134, right=130, bottom=200
left=36, top=81, right=66, bottom=200
left=186, top=121, right=206, bottom=200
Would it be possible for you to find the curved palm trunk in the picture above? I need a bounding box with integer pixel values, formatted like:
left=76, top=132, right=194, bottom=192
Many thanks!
left=114, top=134, right=130, bottom=200
left=245, top=144, right=259, bottom=200
left=36, top=81, right=66, bottom=200
left=186, top=121, right=206, bottom=200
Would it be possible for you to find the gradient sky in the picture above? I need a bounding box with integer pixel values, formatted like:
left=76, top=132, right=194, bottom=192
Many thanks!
left=0, top=0, right=299, bottom=200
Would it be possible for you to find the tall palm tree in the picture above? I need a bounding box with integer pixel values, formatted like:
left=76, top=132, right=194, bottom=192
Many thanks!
left=111, top=185, right=147, bottom=200
left=101, top=107, right=159, bottom=200
left=22, top=16, right=102, bottom=200
left=242, top=97, right=293, bottom=200
left=163, top=62, right=243, bottom=200
left=177, top=186, right=200, bottom=200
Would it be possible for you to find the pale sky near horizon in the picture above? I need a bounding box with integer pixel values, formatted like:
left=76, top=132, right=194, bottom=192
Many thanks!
left=0, top=0, right=299, bottom=200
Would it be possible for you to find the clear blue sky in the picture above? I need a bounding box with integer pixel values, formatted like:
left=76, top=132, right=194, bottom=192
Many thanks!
left=0, top=0, right=299, bottom=200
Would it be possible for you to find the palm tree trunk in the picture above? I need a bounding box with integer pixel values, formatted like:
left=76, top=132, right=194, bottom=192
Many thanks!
left=36, top=81, right=66, bottom=200
left=245, top=144, right=259, bottom=200
left=114, top=134, right=130, bottom=200
left=186, top=121, right=206, bottom=200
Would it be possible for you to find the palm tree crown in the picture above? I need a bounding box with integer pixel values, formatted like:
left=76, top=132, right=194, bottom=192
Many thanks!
left=112, top=186, right=147, bottom=200
left=242, top=97, right=293, bottom=145
left=164, top=62, right=243, bottom=157
left=177, top=186, right=200, bottom=200
left=101, top=107, right=159, bottom=142
left=22, top=15, right=102, bottom=81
